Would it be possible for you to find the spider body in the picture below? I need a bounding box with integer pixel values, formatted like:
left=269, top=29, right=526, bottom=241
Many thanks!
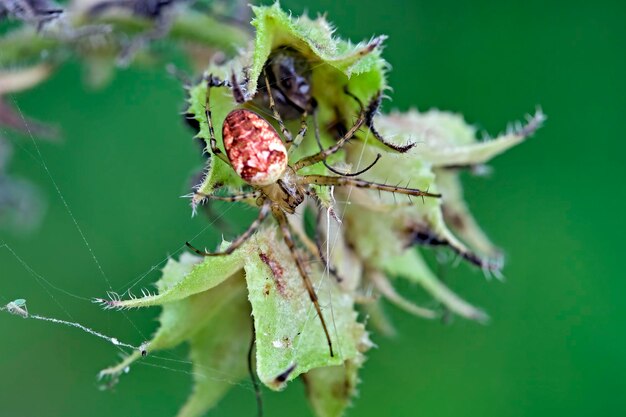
left=188, top=72, right=441, bottom=358
left=223, top=109, right=288, bottom=186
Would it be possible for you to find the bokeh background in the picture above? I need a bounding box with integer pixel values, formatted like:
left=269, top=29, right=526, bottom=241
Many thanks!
left=2, top=1, right=625, bottom=416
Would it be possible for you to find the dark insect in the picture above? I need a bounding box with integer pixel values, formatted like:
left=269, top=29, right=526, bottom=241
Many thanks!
left=253, top=47, right=316, bottom=119
left=185, top=71, right=441, bottom=357
left=257, top=46, right=416, bottom=154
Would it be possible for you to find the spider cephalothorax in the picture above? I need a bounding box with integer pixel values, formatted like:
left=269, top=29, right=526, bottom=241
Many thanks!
left=186, top=71, right=440, bottom=357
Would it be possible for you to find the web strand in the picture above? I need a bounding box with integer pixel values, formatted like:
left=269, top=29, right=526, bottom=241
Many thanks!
left=12, top=98, right=114, bottom=292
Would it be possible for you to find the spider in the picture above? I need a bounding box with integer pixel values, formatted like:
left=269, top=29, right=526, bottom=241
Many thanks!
left=230, top=47, right=417, bottom=154
left=185, top=70, right=440, bottom=357
left=252, top=47, right=315, bottom=120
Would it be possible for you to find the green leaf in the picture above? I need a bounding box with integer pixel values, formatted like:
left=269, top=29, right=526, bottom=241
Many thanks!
left=243, top=228, right=369, bottom=390
left=99, top=256, right=251, bottom=416
left=99, top=227, right=370, bottom=402
left=94, top=3, right=542, bottom=416
left=302, top=360, right=362, bottom=417
left=435, top=169, right=501, bottom=258
left=249, top=3, right=387, bottom=98
left=176, top=274, right=251, bottom=417
left=98, top=253, right=246, bottom=374
left=384, top=249, right=488, bottom=323
left=374, top=108, right=543, bottom=167
left=101, top=246, right=245, bottom=309
left=148, top=257, right=248, bottom=352
left=338, top=107, right=533, bottom=320
left=341, top=107, right=541, bottom=273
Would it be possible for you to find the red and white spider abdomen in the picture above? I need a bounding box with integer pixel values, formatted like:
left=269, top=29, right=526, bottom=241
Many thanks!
left=222, top=109, right=288, bottom=186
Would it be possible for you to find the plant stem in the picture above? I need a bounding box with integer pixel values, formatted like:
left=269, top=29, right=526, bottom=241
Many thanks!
left=0, top=10, right=251, bottom=68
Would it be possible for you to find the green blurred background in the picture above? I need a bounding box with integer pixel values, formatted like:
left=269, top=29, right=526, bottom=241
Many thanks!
left=2, top=0, right=625, bottom=416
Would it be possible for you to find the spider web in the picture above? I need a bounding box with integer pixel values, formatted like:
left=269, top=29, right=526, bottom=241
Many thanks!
left=0, top=97, right=260, bottom=397
left=0, top=65, right=371, bottom=411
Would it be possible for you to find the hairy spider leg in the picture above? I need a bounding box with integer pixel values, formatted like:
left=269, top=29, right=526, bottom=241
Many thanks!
left=230, top=71, right=246, bottom=104
left=364, top=91, right=417, bottom=153
left=261, top=68, right=311, bottom=152
left=186, top=202, right=271, bottom=256
left=311, top=110, right=382, bottom=177
left=194, top=190, right=261, bottom=203
left=283, top=111, right=309, bottom=152
left=263, top=69, right=294, bottom=143
left=204, top=74, right=233, bottom=164
left=301, top=175, right=442, bottom=199
left=294, top=109, right=366, bottom=171
left=325, top=153, right=382, bottom=177
left=272, top=206, right=335, bottom=357
left=275, top=197, right=345, bottom=286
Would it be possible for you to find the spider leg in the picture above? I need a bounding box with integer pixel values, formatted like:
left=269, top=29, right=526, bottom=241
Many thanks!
left=204, top=74, right=232, bottom=164
left=312, top=108, right=324, bottom=150
left=263, top=68, right=294, bottom=144
left=186, top=201, right=270, bottom=256
left=294, top=105, right=365, bottom=171
left=310, top=110, right=381, bottom=177
left=288, top=111, right=309, bottom=151
left=230, top=71, right=246, bottom=104
left=287, top=216, right=346, bottom=285
left=191, top=190, right=261, bottom=224
left=301, top=175, right=442, bottom=199
left=324, top=153, right=382, bottom=177
left=365, top=91, right=416, bottom=153
left=193, top=190, right=261, bottom=203
left=272, top=206, right=335, bottom=357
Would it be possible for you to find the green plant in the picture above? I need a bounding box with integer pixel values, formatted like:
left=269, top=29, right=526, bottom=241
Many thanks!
left=0, top=2, right=543, bottom=416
